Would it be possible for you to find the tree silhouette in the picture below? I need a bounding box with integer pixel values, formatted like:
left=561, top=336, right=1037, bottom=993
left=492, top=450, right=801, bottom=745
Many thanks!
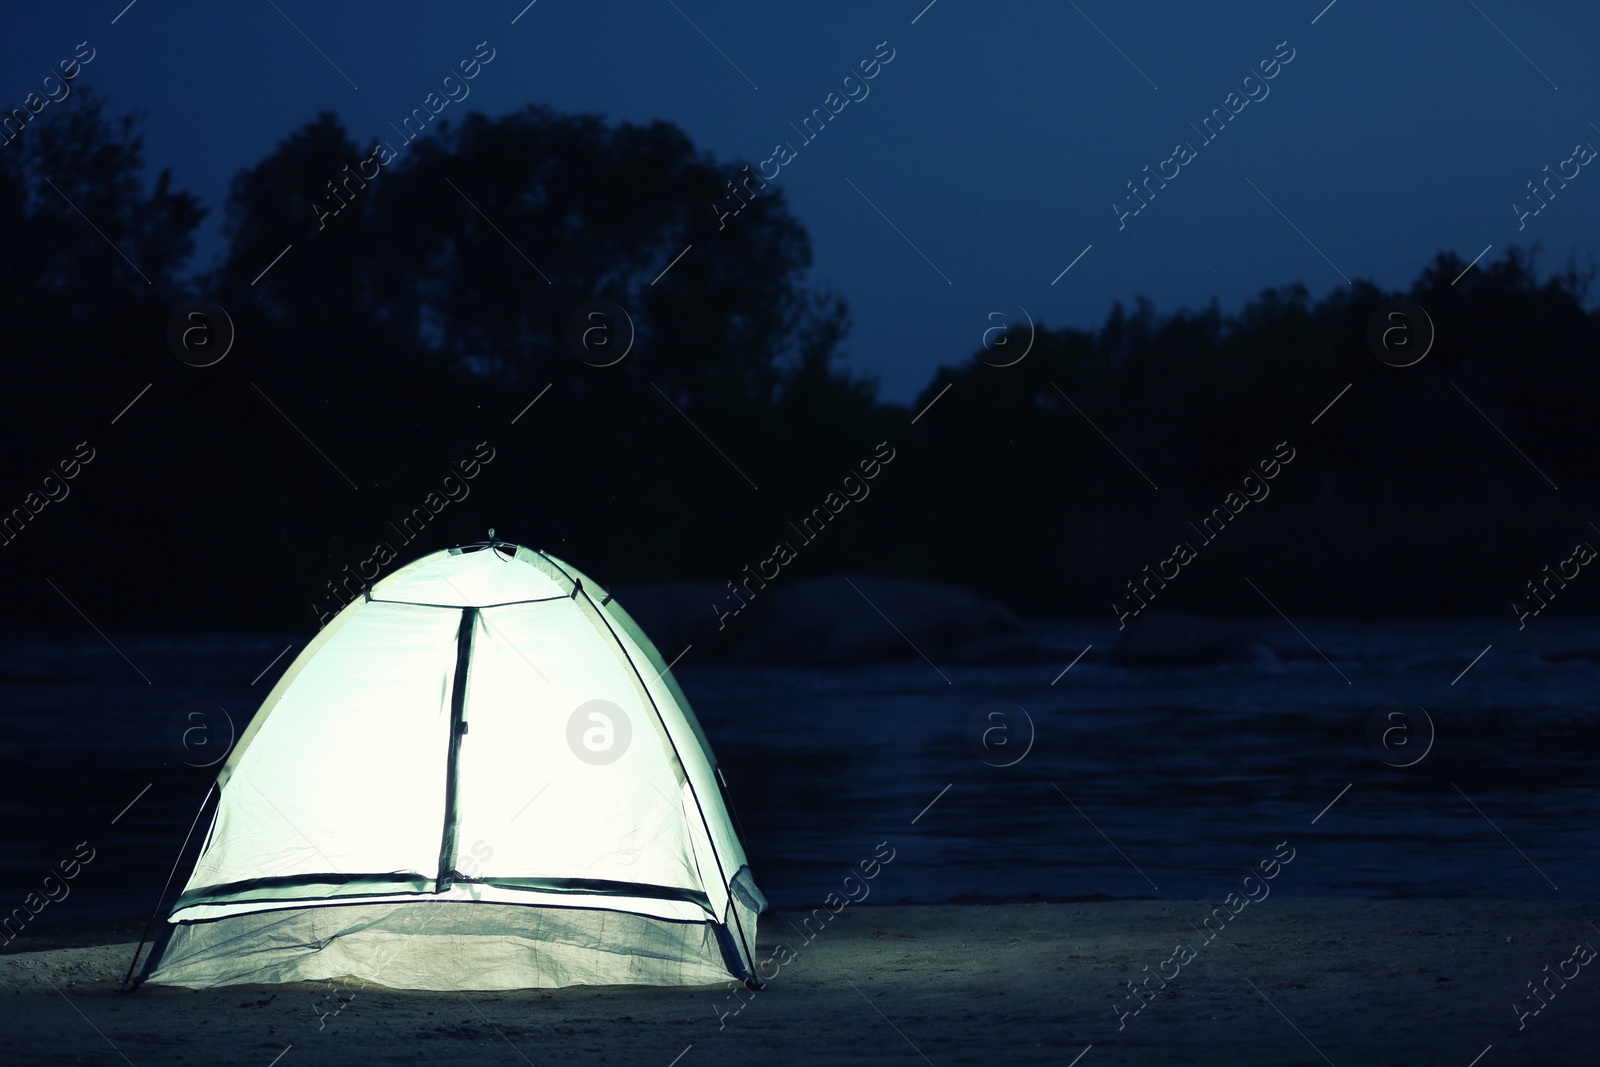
left=3, top=89, right=1597, bottom=630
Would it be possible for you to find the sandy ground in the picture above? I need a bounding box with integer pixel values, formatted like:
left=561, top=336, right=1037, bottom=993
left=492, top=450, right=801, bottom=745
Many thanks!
left=4, top=900, right=1597, bottom=1066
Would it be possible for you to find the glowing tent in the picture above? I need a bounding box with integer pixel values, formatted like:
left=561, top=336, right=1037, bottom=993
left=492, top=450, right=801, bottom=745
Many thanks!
left=134, top=541, right=764, bottom=990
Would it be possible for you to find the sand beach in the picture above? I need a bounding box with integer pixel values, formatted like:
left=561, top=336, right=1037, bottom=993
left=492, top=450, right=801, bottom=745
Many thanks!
left=6, top=899, right=1596, bottom=1065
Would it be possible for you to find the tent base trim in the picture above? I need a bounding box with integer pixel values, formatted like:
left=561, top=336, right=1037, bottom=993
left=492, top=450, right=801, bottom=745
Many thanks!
left=138, top=897, right=759, bottom=990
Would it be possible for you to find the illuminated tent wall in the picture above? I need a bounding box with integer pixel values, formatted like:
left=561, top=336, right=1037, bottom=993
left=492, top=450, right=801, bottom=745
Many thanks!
left=136, top=543, right=764, bottom=990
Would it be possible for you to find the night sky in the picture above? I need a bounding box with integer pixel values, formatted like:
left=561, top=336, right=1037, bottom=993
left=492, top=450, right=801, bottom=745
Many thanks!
left=5, top=0, right=1599, bottom=402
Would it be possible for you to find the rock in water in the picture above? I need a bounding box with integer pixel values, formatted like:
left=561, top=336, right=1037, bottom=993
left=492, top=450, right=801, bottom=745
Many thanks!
left=731, top=575, right=1039, bottom=665
left=1110, top=612, right=1278, bottom=669
left=606, top=582, right=740, bottom=658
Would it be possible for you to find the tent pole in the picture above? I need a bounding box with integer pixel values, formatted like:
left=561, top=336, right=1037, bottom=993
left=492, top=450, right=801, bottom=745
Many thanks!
left=710, top=768, right=763, bottom=987
left=715, top=766, right=751, bottom=853
left=553, top=560, right=765, bottom=988
left=119, top=782, right=216, bottom=993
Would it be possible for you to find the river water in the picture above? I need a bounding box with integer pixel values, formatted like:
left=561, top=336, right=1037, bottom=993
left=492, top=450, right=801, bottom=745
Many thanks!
left=2, top=617, right=1595, bottom=933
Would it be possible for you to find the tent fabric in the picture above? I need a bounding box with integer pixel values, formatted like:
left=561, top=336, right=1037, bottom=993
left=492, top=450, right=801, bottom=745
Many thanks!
left=142, top=902, right=732, bottom=991
left=138, top=869, right=765, bottom=991
left=139, top=543, right=764, bottom=990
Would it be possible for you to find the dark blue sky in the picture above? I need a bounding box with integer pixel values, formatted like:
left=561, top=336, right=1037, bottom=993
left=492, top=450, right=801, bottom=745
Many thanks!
left=7, top=0, right=1598, bottom=402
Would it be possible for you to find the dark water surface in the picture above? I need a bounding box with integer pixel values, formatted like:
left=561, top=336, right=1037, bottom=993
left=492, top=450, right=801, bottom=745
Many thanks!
left=2, top=618, right=1596, bottom=937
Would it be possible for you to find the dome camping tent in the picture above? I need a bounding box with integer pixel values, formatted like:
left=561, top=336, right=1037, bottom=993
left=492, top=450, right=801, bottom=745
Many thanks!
left=132, top=541, right=764, bottom=990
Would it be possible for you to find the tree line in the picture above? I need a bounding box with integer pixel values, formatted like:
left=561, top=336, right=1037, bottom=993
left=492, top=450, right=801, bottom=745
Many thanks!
left=2, top=85, right=1597, bottom=629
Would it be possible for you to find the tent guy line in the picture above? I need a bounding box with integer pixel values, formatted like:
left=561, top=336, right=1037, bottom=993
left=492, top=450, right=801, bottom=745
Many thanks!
left=111, top=785, right=152, bottom=825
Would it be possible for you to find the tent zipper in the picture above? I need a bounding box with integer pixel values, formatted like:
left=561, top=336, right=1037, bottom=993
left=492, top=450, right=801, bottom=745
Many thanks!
left=435, top=606, right=477, bottom=892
